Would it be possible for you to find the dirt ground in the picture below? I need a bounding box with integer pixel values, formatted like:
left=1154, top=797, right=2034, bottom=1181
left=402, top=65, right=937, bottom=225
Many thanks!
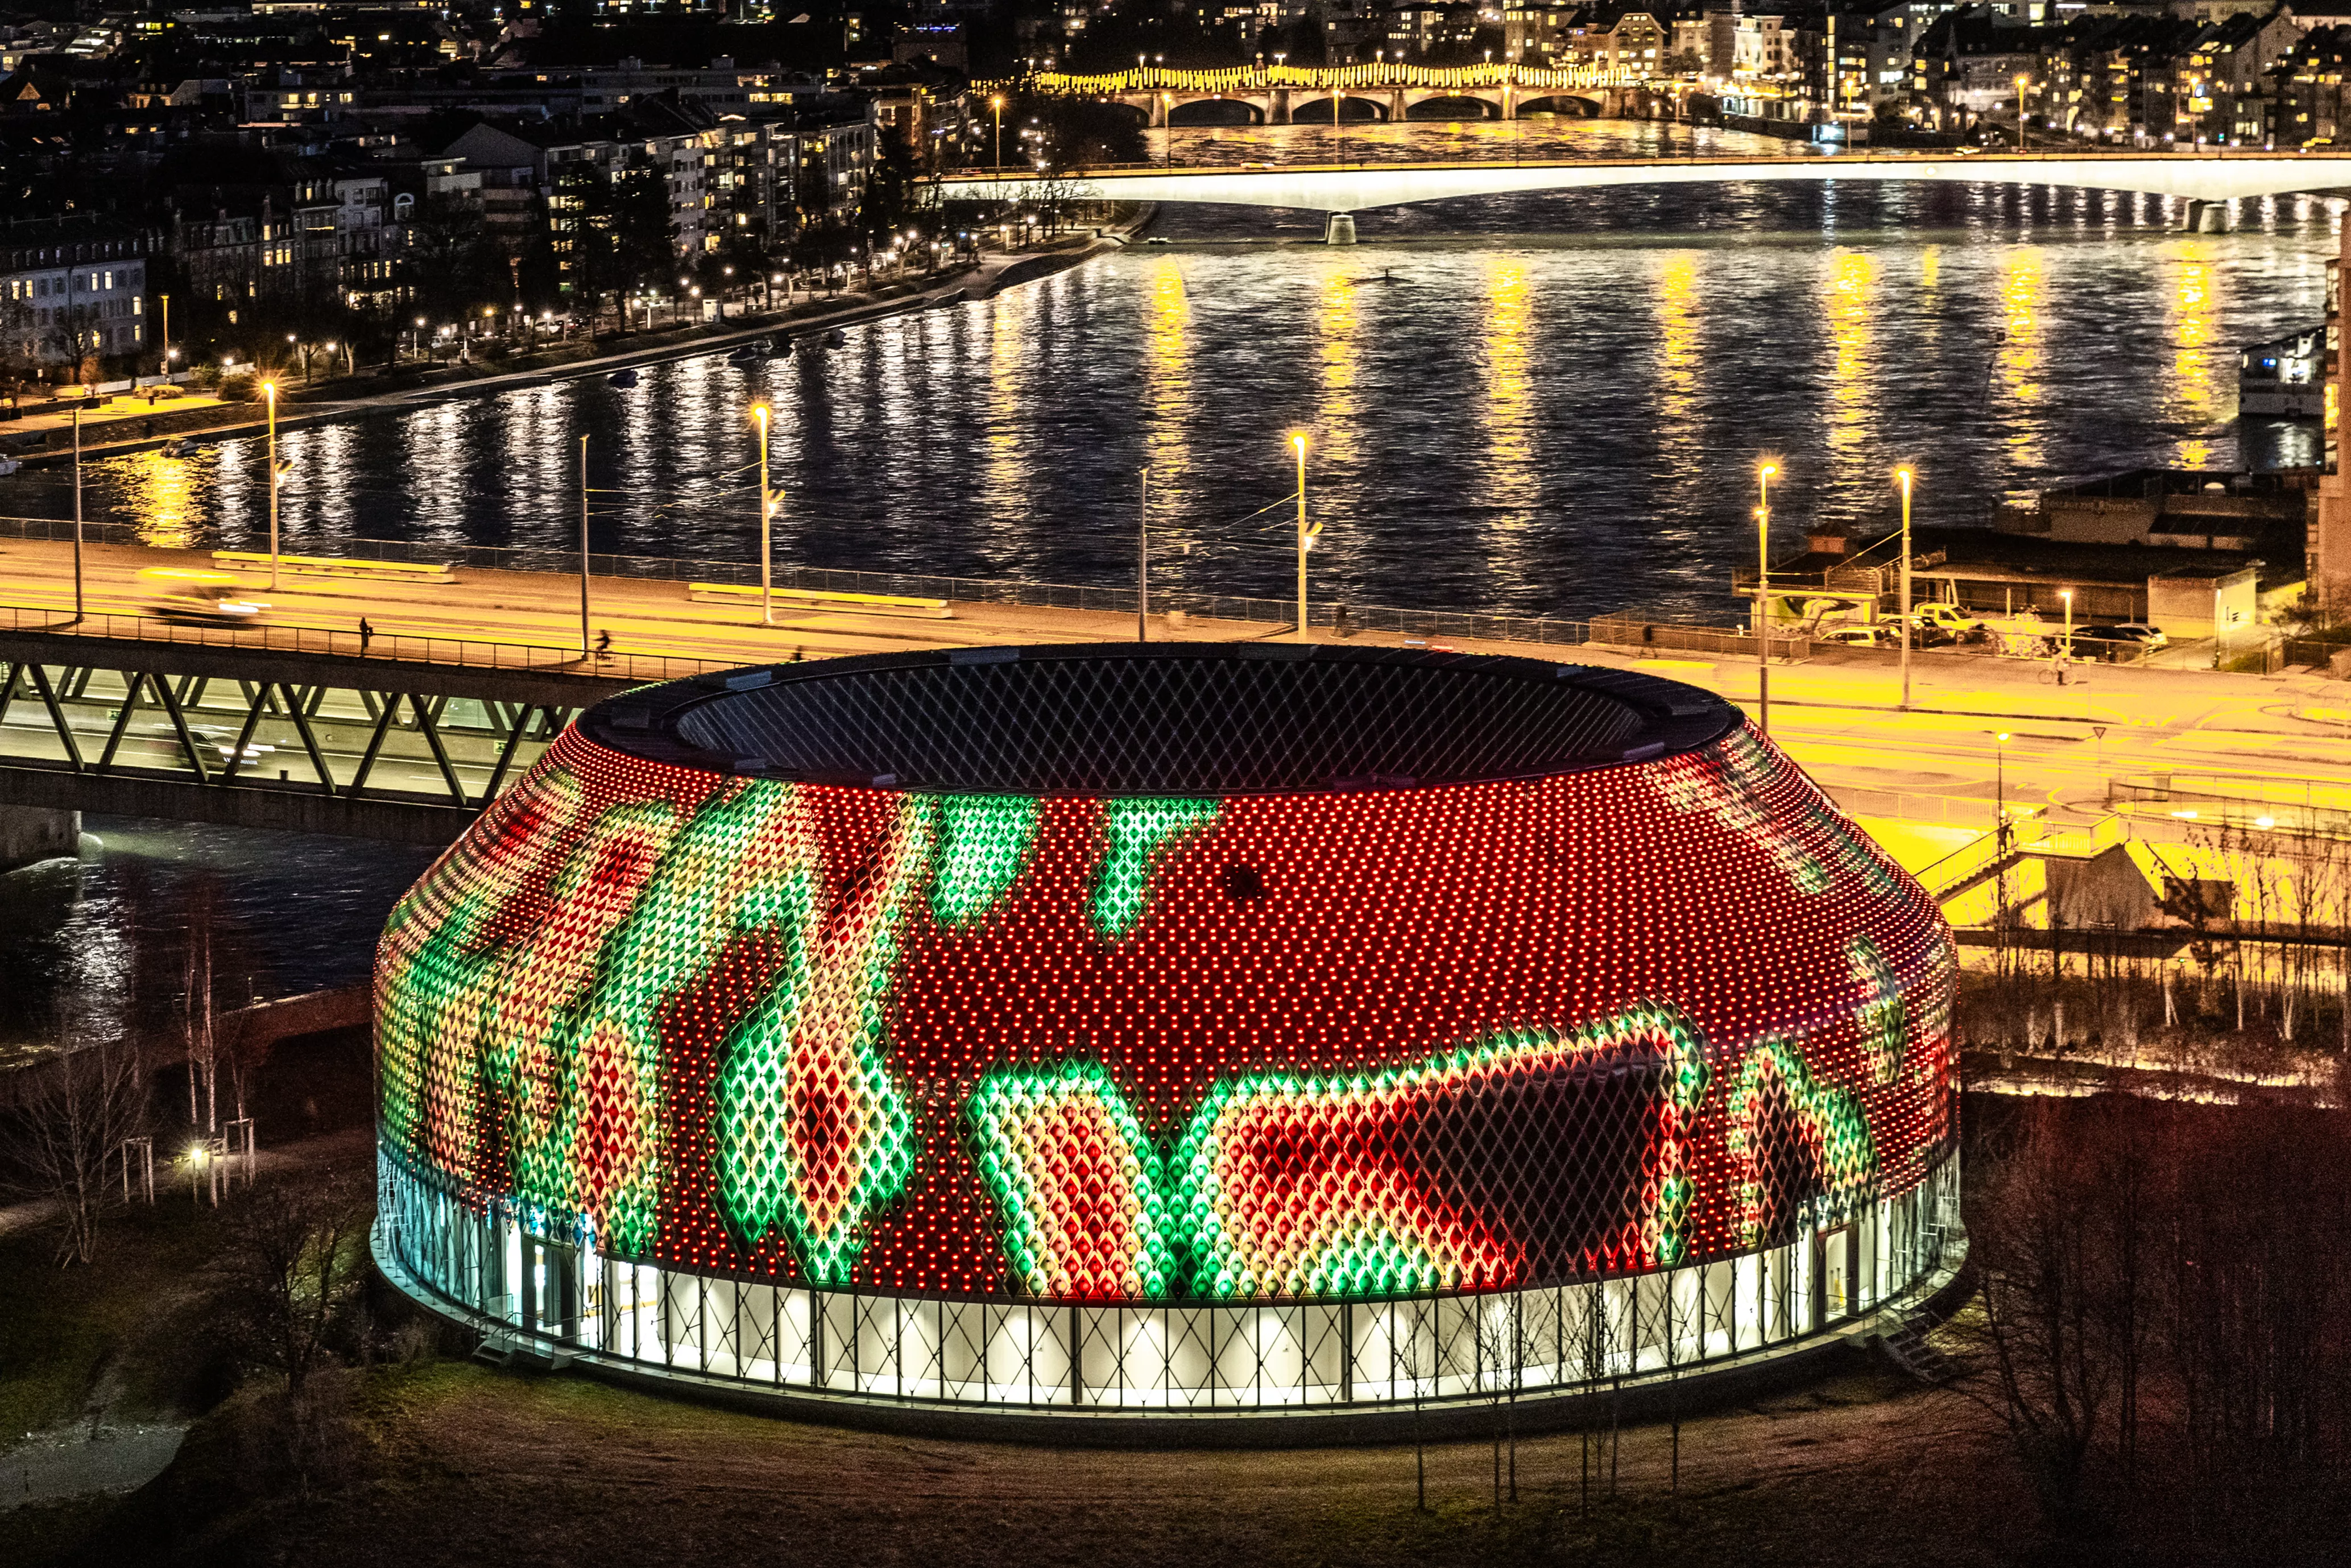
left=25, top=1350, right=2064, bottom=1568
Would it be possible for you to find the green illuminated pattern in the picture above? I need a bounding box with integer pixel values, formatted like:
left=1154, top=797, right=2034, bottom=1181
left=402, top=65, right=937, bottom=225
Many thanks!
left=717, top=795, right=937, bottom=1282
left=1091, top=797, right=1219, bottom=938
left=930, top=795, right=1043, bottom=926
left=1172, top=1004, right=1712, bottom=1298
left=968, top=1060, right=1178, bottom=1299
left=1659, top=728, right=1831, bottom=895
left=378, top=766, right=599, bottom=1180
left=1846, top=934, right=1906, bottom=1086
left=1727, top=1034, right=1879, bottom=1248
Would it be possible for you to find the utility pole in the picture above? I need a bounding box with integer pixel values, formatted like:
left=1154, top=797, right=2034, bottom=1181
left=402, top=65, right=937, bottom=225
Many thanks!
left=1756, top=460, right=1777, bottom=733
left=1293, top=433, right=1315, bottom=639
left=263, top=381, right=280, bottom=589
left=1137, top=466, right=1150, bottom=642
left=1897, top=466, right=1915, bottom=711
left=71, top=407, right=83, bottom=622
left=578, top=434, right=591, bottom=657
left=752, top=404, right=775, bottom=625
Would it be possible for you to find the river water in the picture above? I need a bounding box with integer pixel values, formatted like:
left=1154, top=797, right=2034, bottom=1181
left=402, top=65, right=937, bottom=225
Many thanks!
left=0, top=119, right=2336, bottom=1039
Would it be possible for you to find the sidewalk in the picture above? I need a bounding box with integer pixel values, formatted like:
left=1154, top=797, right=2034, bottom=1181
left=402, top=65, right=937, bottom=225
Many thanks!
left=3, top=387, right=229, bottom=442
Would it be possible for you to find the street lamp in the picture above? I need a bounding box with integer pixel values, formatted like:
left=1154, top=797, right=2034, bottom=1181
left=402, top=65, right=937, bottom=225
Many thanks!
left=1756, top=459, right=1778, bottom=732
left=2060, top=588, right=2074, bottom=676
left=1895, top=465, right=1914, bottom=711
left=991, top=95, right=1005, bottom=173
left=1292, top=432, right=1317, bottom=639
left=2014, top=73, right=2029, bottom=152
left=71, top=404, right=82, bottom=621
left=751, top=402, right=776, bottom=626
left=262, top=380, right=280, bottom=589
left=1993, top=729, right=2013, bottom=837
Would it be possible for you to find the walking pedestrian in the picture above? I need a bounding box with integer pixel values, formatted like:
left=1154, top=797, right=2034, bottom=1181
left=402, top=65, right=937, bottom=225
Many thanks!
left=358, top=617, right=374, bottom=652
left=596, top=628, right=612, bottom=659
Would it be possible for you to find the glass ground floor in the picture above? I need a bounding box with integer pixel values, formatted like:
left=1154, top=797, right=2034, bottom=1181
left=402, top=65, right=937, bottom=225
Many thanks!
left=375, top=1144, right=1961, bottom=1421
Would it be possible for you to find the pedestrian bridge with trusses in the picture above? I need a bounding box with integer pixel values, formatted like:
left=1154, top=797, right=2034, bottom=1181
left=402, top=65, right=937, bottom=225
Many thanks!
left=940, top=151, right=2351, bottom=235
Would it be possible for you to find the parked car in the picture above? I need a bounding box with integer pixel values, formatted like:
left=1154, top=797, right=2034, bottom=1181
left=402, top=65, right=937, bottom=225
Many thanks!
left=1819, top=625, right=1897, bottom=648
left=2072, top=623, right=2169, bottom=653
left=1904, top=602, right=1982, bottom=634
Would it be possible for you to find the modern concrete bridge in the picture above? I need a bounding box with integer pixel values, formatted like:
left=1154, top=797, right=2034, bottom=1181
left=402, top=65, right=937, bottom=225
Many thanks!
left=941, top=151, right=2351, bottom=241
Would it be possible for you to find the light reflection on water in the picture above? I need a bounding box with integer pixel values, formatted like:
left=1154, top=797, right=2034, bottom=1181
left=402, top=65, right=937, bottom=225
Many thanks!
left=0, top=122, right=2333, bottom=623
left=0, top=817, right=438, bottom=1056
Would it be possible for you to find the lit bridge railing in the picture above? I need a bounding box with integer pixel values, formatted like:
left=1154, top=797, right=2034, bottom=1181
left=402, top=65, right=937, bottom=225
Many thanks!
left=0, top=606, right=734, bottom=841
left=999, top=62, right=1656, bottom=93
left=0, top=602, right=730, bottom=688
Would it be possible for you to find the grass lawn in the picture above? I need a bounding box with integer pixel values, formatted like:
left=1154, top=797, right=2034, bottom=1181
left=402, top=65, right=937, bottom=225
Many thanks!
left=0, top=1197, right=226, bottom=1443
left=56, top=1352, right=2045, bottom=1568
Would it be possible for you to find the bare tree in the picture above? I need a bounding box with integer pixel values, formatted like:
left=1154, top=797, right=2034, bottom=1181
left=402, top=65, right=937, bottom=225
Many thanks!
left=1959, top=1102, right=2126, bottom=1535
left=1474, top=1300, right=1521, bottom=1509
left=184, top=890, right=220, bottom=1134
left=5, top=1005, right=149, bottom=1265
left=211, top=1172, right=373, bottom=1398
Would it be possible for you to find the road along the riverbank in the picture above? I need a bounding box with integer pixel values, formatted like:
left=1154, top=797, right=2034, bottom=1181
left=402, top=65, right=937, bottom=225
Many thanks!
left=7, top=224, right=1140, bottom=472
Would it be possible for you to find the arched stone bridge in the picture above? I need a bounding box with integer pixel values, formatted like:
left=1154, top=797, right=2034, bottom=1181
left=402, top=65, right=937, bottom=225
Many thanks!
left=999, top=65, right=1659, bottom=127
left=939, top=151, right=2351, bottom=240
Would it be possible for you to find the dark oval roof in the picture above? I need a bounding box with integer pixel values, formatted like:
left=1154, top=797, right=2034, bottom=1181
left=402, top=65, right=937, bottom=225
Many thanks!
left=580, top=644, right=1741, bottom=797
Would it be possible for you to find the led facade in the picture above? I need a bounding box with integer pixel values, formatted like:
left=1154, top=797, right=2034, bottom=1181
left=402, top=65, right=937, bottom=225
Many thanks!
left=373, top=646, right=1960, bottom=1426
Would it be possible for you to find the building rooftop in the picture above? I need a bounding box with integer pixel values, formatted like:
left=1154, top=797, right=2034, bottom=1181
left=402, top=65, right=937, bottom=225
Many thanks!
left=583, top=644, right=1740, bottom=796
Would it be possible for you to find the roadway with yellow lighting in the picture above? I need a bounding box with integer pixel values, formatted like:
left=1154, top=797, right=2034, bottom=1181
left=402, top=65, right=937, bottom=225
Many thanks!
left=7, top=535, right=2351, bottom=839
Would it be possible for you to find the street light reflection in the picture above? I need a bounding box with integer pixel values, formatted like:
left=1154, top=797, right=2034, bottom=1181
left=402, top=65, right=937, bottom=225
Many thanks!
left=1481, top=254, right=1534, bottom=541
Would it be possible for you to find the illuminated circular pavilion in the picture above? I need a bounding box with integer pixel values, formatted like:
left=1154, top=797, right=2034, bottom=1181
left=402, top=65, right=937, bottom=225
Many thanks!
left=371, top=644, right=1958, bottom=1430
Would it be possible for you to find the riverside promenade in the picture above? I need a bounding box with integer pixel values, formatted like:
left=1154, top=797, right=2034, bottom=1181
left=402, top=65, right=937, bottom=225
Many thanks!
left=2, top=226, right=1135, bottom=470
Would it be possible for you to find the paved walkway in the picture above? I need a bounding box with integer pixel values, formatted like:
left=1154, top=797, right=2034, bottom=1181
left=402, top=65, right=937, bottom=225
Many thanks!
left=3, top=388, right=230, bottom=442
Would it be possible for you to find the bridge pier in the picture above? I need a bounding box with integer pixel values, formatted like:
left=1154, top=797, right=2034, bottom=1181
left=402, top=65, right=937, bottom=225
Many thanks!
left=1323, top=212, right=1357, bottom=246
left=2187, top=198, right=2227, bottom=233
left=1272, top=87, right=1291, bottom=126
left=0, top=805, right=79, bottom=870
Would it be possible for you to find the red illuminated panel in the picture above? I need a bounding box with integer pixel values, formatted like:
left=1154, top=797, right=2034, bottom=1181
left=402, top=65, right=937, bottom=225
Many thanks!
left=376, top=715, right=1956, bottom=1304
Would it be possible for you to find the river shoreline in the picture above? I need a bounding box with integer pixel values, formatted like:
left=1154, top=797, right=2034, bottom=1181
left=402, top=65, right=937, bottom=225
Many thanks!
left=7, top=222, right=1141, bottom=473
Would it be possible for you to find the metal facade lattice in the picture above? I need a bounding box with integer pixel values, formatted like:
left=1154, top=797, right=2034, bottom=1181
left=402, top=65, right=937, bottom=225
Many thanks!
left=372, top=652, right=1959, bottom=1418
left=653, top=646, right=1713, bottom=795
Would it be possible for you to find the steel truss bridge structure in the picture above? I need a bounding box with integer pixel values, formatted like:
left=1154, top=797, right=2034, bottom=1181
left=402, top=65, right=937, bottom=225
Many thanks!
left=0, top=613, right=723, bottom=844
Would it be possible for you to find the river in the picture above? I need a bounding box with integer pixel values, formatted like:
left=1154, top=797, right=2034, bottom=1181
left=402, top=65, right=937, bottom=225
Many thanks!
left=0, top=119, right=2335, bottom=1041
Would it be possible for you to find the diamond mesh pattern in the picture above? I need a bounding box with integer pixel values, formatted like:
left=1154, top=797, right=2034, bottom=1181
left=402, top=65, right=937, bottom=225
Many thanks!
left=376, top=665, right=1955, bottom=1310
left=669, top=647, right=1661, bottom=795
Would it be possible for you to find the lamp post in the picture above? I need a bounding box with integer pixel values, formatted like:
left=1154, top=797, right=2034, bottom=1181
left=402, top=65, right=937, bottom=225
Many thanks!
left=2014, top=73, right=2029, bottom=152
left=2060, top=588, right=2073, bottom=680
left=1138, top=464, right=1150, bottom=643
left=158, top=293, right=170, bottom=382
left=1293, top=432, right=1315, bottom=639
left=751, top=403, right=775, bottom=626
left=578, top=434, right=592, bottom=657
left=1756, top=460, right=1777, bottom=733
left=991, top=96, right=1005, bottom=174
left=71, top=406, right=82, bottom=622
left=263, top=380, right=280, bottom=589
left=1895, top=465, right=1914, bottom=711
